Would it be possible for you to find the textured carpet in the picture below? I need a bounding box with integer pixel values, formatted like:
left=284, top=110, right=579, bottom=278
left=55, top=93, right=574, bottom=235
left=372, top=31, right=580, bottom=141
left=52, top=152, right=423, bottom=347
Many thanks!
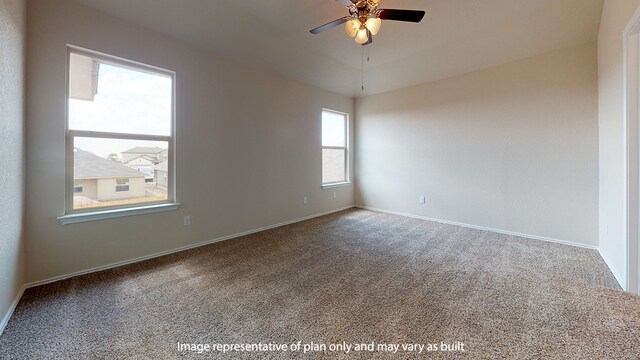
left=1, top=209, right=639, bottom=359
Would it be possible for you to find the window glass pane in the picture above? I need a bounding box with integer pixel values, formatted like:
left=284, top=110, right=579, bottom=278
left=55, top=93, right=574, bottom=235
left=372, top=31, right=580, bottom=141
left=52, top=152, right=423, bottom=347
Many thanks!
left=72, top=137, right=169, bottom=210
left=322, top=111, right=346, bottom=147
left=322, top=149, right=346, bottom=184
left=68, top=52, right=172, bottom=136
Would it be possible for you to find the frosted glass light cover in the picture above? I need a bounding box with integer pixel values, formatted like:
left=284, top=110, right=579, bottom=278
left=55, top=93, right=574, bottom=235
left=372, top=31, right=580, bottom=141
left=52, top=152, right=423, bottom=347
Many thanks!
left=355, top=28, right=369, bottom=44
left=345, top=19, right=360, bottom=37
left=365, top=17, right=382, bottom=35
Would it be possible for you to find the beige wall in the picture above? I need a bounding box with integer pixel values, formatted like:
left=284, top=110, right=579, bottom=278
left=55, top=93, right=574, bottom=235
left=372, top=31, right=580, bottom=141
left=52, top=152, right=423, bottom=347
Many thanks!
left=598, top=0, right=640, bottom=288
left=76, top=179, right=98, bottom=199
left=355, top=43, right=599, bottom=246
left=26, top=0, right=354, bottom=283
left=96, top=177, right=145, bottom=201
left=0, top=0, right=25, bottom=332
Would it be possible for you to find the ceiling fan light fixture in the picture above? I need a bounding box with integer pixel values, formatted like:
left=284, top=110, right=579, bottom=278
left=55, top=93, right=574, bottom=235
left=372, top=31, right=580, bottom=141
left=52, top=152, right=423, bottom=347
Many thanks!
left=355, top=27, right=369, bottom=44
left=309, top=0, right=426, bottom=47
left=365, top=17, right=381, bottom=35
left=345, top=18, right=360, bottom=37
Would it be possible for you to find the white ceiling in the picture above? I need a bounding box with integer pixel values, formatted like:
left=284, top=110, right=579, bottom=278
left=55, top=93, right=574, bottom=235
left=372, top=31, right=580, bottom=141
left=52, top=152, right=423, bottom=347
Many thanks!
left=72, top=0, right=604, bottom=97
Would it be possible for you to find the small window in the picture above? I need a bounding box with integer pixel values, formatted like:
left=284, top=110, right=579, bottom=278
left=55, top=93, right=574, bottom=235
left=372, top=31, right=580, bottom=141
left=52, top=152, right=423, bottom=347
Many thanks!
left=66, top=46, right=175, bottom=213
left=321, top=109, right=349, bottom=185
left=115, top=178, right=130, bottom=192
left=73, top=180, right=83, bottom=193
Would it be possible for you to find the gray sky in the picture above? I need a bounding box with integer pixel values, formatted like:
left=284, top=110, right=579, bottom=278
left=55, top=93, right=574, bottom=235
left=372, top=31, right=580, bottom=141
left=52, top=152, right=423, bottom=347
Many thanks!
left=322, top=110, right=346, bottom=147
left=69, top=62, right=172, bottom=158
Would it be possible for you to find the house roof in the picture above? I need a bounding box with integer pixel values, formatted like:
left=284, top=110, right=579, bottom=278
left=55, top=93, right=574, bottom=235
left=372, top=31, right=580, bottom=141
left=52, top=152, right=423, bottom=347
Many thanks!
left=122, top=146, right=164, bottom=154
left=152, top=160, right=168, bottom=172
left=75, top=148, right=145, bottom=179
left=124, top=154, right=159, bottom=164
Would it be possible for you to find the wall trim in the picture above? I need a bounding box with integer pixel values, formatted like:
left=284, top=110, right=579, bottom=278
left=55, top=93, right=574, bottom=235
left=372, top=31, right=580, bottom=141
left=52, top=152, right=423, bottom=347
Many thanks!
left=621, top=5, right=640, bottom=294
left=0, top=285, right=26, bottom=337
left=356, top=205, right=598, bottom=250
left=599, top=248, right=625, bottom=289
left=25, top=206, right=355, bottom=289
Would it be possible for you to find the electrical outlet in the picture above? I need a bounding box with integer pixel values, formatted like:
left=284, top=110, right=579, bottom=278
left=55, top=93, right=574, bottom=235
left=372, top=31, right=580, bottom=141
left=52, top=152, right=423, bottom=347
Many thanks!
left=184, top=215, right=191, bottom=226
left=333, top=191, right=337, bottom=199
left=419, top=196, right=426, bottom=204
left=303, top=196, right=308, bottom=204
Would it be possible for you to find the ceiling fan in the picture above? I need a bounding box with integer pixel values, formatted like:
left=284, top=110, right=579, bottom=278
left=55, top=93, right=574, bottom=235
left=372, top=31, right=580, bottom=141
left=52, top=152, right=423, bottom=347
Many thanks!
left=310, top=0, right=425, bottom=45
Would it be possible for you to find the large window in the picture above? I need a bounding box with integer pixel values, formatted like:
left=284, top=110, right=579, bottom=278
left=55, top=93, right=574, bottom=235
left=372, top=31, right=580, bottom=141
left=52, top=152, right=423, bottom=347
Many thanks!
left=65, top=47, right=175, bottom=214
left=321, top=109, right=349, bottom=186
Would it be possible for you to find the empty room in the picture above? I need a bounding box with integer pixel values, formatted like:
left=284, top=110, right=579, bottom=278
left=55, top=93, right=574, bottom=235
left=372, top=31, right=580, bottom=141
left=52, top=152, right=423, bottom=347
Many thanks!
left=2, top=0, right=640, bottom=358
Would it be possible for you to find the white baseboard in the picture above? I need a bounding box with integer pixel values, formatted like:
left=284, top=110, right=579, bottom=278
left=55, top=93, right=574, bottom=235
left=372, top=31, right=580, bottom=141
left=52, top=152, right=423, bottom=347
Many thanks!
left=25, top=206, right=355, bottom=289
left=11, top=204, right=597, bottom=333
left=0, top=284, right=26, bottom=337
left=598, top=248, right=627, bottom=290
left=356, top=205, right=598, bottom=250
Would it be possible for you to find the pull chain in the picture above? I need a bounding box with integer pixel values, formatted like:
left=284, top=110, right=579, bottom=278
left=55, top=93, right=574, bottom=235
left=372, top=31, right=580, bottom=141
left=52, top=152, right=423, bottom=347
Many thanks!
left=361, top=47, right=364, bottom=92
left=361, top=46, right=371, bottom=92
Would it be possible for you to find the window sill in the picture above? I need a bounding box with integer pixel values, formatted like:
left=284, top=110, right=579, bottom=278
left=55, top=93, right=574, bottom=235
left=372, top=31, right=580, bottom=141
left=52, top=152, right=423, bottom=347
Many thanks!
left=58, top=202, right=181, bottom=225
left=321, top=182, right=352, bottom=189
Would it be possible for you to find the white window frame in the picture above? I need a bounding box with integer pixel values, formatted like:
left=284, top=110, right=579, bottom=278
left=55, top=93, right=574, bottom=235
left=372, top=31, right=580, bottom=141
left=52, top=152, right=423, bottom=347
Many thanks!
left=59, top=46, right=179, bottom=224
left=321, top=109, right=350, bottom=188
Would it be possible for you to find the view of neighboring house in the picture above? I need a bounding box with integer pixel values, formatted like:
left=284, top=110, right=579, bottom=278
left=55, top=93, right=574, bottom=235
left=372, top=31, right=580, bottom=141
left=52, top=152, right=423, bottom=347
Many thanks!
left=74, top=148, right=146, bottom=202
left=121, top=147, right=167, bottom=181
left=152, top=160, right=168, bottom=189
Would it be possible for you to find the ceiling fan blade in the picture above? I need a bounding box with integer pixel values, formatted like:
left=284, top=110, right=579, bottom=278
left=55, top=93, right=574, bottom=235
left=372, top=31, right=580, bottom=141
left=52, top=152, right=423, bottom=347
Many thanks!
left=379, top=9, right=426, bottom=23
left=310, top=17, right=350, bottom=34
left=335, top=0, right=354, bottom=6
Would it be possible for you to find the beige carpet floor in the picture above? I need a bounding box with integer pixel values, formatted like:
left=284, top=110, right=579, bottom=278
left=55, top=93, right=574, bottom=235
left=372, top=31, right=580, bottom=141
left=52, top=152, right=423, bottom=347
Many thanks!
left=1, top=209, right=639, bottom=359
